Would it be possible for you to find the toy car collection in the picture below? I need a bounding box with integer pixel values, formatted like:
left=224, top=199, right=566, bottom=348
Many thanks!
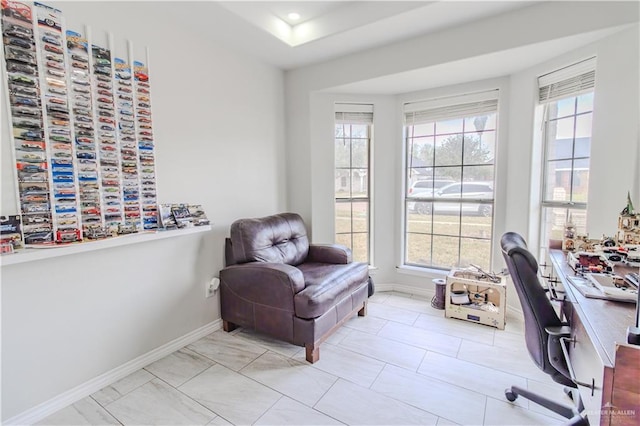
left=0, top=1, right=174, bottom=251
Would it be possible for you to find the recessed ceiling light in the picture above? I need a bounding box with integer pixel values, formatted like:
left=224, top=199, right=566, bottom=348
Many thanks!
left=287, top=12, right=300, bottom=21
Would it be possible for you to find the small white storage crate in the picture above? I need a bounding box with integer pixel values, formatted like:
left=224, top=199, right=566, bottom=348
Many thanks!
left=445, top=269, right=507, bottom=329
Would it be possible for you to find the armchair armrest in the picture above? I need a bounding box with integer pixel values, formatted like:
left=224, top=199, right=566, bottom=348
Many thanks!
left=220, top=262, right=305, bottom=310
left=307, top=244, right=352, bottom=264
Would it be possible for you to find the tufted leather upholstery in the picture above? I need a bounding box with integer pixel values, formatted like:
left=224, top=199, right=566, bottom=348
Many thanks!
left=230, top=213, right=309, bottom=265
left=220, top=213, right=369, bottom=363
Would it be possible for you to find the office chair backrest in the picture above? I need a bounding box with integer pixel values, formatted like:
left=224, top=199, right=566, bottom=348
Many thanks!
left=501, top=232, right=563, bottom=374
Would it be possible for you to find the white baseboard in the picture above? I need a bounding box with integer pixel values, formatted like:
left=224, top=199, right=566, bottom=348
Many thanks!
left=6, top=319, right=222, bottom=426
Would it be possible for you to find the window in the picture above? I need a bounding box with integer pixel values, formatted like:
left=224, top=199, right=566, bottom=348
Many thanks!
left=404, top=91, right=498, bottom=270
left=335, top=104, right=372, bottom=263
left=538, top=58, right=596, bottom=256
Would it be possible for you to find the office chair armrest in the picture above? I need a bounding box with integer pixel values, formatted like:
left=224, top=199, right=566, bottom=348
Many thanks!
left=545, top=326, right=574, bottom=384
left=545, top=325, right=572, bottom=336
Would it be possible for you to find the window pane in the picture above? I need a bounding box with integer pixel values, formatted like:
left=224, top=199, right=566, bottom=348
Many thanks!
left=464, top=114, right=496, bottom=132
left=542, top=207, right=587, bottom=245
left=464, top=131, right=495, bottom=165
left=335, top=138, right=350, bottom=168
left=435, top=134, right=463, bottom=166
left=351, top=169, right=368, bottom=198
left=351, top=124, right=368, bottom=138
left=574, top=135, right=591, bottom=158
left=545, top=159, right=572, bottom=201
left=575, top=113, right=592, bottom=139
left=406, top=207, right=432, bottom=234
left=552, top=116, right=577, bottom=146
left=435, top=118, right=463, bottom=135
left=462, top=165, right=494, bottom=185
left=335, top=170, right=350, bottom=198
left=554, top=97, right=576, bottom=119
left=351, top=233, right=368, bottom=263
left=461, top=214, right=492, bottom=238
left=335, top=233, right=351, bottom=249
left=351, top=139, right=368, bottom=168
left=433, top=166, right=462, bottom=183
left=413, top=123, right=434, bottom=137
left=433, top=205, right=460, bottom=235
left=335, top=202, right=352, bottom=233
left=459, top=238, right=491, bottom=270
left=571, top=159, right=589, bottom=202
left=432, top=235, right=460, bottom=269
left=576, top=93, right=594, bottom=114
left=405, top=232, right=432, bottom=266
left=352, top=202, right=368, bottom=232
left=408, top=136, right=435, bottom=169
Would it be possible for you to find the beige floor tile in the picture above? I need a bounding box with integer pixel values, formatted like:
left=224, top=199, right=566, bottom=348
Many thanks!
left=255, top=396, right=343, bottom=425
left=310, top=344, right=386, bottom=387
left=483, top=396, right=563, bottom=425
left=377, top=321, right=462, bottom=357
left=240, top=351, right=338, bottom=406
left=36, top=397, right=120, bottom=425
left=492, top=327, right=527, bottom=350
left=383, top=293, right=442, bottom=316
left=144, top=347, right=214, bottom=387
left=526, top=378, right=576, bottom=420
left=372, top=364, right=487, bottom=425
left=368, top=302, right=420, bottom=325
left=179, top=364, right=280, bottom=425
left=343, top=312, right=388, bottom=334
left=91, top=369, right=154, bottom=406
left=187, top=330, right=266, bottom=371
left=417, top=351, right=528, bottom=408
left=315, top=379, right=439, bottom=425
left=105, top=379, right=215, bottom=425
left=339, top=329, right=426, bottom=370
left=413, top=313, right=496, bottom=344
left=235, top=328, right=302, bottom=358
left=457, top=340, right=552, bottom=382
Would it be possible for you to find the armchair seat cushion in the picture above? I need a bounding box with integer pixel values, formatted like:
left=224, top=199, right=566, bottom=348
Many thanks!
left=295, top=262, right=369, bottom=319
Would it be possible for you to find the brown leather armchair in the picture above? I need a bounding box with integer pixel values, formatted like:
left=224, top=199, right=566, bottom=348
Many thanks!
left=220, top=213, right=369, bottom=363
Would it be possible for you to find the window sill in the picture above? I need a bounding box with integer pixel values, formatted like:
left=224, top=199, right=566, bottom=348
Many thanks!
left=1, top=225, right=212, bottom=266
left=396, top=264, right=448, bottom=278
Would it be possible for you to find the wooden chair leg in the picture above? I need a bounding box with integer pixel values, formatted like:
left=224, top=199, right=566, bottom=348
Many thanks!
left=358, top=300, right=367, bottom=317
left=305, top=343, right=319, bottom=363
left=223, top=320, right=237, bottom=332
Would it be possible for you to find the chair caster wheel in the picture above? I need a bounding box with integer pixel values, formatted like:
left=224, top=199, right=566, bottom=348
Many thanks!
left=505, top=389, right=518, bottom=402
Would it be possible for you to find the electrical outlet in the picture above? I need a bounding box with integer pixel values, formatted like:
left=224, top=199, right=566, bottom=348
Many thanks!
left=206, top=277, right=220, bottom=298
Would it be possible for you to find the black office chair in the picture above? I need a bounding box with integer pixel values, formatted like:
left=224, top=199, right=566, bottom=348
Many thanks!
left=500, top=232, right=588, bottom=425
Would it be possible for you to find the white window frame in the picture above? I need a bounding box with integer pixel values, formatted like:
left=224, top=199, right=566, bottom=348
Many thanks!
left=537, top=57, right=596, bottom=259
left=402, top=90, right=499, bottom=271
left=334, top=103, right=373, bottom=264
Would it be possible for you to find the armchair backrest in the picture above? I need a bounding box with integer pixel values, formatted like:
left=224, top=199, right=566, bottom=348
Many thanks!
left=229, top=213, right=309, bottom=265
left=500, top=232, right=563, bottom=373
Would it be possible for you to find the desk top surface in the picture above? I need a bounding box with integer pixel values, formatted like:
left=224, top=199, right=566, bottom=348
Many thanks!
left=549, top=250, right=637, bottom=367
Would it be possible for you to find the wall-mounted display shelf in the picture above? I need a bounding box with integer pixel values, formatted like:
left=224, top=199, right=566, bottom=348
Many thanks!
left=0, top=224, right=211, bottom=266
left=1, top=0, right=159, bottom=247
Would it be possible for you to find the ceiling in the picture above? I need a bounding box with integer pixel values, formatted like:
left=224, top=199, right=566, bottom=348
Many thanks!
left=165, top=1, right=629, bottom=94
left=206, top=1, right=537, bottom=69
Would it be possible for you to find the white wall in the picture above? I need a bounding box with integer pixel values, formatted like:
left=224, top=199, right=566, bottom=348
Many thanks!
left=1, top=2, right=284, bottom=420
left=285, top=2, right=639, bottom=295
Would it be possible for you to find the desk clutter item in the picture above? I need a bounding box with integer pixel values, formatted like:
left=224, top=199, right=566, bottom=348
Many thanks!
left=567, top=274, right=638, bottom=303
left=445, top=267, right=506, bottom=329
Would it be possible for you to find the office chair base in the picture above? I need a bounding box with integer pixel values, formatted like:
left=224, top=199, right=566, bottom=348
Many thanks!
left=504, top=385, right=587, bottom=424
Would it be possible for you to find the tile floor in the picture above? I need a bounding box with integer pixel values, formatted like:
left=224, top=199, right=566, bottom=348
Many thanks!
left=38, top=291, right=573, bottom=425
